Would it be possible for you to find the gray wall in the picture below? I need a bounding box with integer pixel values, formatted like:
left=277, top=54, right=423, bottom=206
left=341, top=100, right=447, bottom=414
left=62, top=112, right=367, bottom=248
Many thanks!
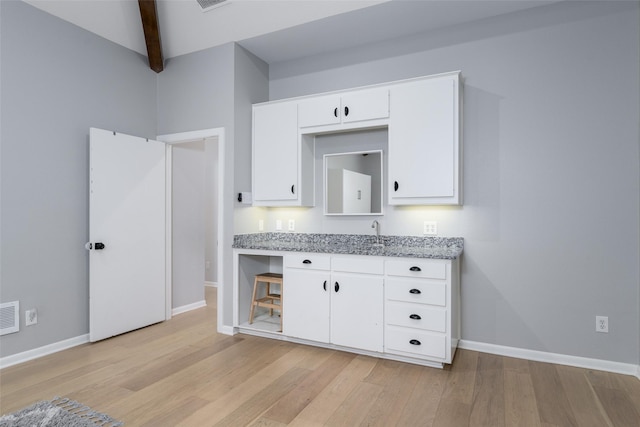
left=0, top=1, right=157, bottom=357
left=259, top=1, right=640, bottom=364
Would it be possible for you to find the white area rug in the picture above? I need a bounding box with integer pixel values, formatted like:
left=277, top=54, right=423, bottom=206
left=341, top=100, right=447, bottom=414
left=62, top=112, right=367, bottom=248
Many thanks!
left=0, top=397, right=123, bottom=426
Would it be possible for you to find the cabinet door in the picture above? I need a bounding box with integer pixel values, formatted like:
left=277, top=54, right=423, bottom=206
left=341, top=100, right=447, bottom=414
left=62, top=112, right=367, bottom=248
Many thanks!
left=283, top=268, right=330, bottom=343
left=389, top=75, right=460, bottom=204
left=298, top=89, right=389, bottom=128
left=298, top=95, right=341, bottom=128
left=341, top=88, right=389, bottom=124
left=253, top=102, right=299, bottom=203
left=330, top=273, right=383, bottom=352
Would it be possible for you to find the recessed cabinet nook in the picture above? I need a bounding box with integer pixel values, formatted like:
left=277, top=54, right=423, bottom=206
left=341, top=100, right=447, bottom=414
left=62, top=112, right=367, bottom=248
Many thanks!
left=252, top=70, right=462, bottom=207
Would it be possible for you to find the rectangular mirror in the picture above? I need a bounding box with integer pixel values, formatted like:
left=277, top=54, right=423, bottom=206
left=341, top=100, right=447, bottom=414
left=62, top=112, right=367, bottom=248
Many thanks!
left=324, top=150, right=383, bottom=215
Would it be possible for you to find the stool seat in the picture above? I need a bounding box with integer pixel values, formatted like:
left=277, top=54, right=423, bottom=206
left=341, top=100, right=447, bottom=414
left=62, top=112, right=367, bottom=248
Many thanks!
left=249, top=273, right=283, bottom=331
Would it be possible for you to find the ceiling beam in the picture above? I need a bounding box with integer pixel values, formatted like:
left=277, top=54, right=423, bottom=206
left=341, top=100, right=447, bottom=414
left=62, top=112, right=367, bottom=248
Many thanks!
left=138, top=0, right=164, bottom=73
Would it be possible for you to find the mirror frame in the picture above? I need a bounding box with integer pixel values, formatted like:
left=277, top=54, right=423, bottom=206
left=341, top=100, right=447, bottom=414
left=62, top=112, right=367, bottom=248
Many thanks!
left=323, top=149, right=384, bottom=216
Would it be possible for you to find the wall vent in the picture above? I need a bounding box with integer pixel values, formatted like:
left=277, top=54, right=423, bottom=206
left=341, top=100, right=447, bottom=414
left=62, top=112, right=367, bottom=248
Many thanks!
left=196, top=0, right=232, bottom=13
left=1, top=301, right=20, bottom=335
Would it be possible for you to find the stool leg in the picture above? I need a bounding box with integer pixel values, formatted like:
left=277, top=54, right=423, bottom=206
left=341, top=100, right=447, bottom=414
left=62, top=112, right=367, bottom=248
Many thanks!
left=267, top=282, right=273, bottom=317
left=279, top=283, right=283, bottom=332
left=248, top=277, right=259, bottom=324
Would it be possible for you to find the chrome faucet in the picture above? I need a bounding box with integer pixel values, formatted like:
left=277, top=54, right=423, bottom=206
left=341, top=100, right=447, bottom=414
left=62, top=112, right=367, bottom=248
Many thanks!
left=371, top=220, right=380, bottom=245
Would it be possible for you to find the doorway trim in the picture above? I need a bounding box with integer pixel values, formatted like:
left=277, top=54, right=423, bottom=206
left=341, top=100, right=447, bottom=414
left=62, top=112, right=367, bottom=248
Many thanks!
left=157, top=127, right=225, bottom=332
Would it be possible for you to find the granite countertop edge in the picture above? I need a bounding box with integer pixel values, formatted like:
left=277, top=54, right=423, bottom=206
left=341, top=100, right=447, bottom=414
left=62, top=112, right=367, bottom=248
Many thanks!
left=233, top=233, right=463, bottom=260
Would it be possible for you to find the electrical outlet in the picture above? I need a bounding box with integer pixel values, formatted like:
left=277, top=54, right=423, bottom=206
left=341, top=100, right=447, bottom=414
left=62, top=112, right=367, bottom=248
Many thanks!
left=423, top=221, right=438, bottom=236
left=275, top=220, right=282, bottom=231
left=25, top=309, right=38, bottom=326
left=288, top=219, right=295, bottom=231
left=258, top=219, right=264, bottom=231
left=596, top=316, right=608, bottom=333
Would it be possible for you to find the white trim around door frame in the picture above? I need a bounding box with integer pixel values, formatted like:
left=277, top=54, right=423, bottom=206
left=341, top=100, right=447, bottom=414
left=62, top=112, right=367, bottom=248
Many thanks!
left=157, top=128, right=225, bottom=333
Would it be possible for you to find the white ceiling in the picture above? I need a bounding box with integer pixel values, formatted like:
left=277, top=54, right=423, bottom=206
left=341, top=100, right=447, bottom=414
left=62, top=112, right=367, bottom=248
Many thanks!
left=23, top=0, right=558, bottom=65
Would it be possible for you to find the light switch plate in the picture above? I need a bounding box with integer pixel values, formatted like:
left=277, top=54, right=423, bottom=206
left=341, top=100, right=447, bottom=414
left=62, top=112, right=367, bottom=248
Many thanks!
left=288, top=219, right=295, bottom=231
left=275, top=220, right=282, bottom=231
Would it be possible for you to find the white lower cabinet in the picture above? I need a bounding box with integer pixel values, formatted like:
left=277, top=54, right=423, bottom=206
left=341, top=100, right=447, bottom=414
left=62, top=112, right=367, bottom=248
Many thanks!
left=283, top=267, right=330, bottom=343
left=384, top=258, right=459, bottom=364
left=278, top=252, right=459, bottom=367
left=283, top=254, right=384, bottom=353
left=330, top=272, right=383, bottom=352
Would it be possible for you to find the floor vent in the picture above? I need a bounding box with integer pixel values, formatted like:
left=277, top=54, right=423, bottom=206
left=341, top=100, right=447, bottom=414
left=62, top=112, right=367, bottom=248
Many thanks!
left=1, top=301, right=20, bottom=335
left=196, top=0, right=232, bottom=13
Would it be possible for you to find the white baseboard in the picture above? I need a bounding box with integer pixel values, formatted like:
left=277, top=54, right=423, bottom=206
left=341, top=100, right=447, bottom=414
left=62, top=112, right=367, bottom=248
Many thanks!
left=172, top=300, right=206, bottom=316
left=217, top=325, right=235, bottom=335
left=459, top=340, right=640, bottom=377
left=0, top=334, right=89, bottom=370
left=204, top=281, right=217, bottom=287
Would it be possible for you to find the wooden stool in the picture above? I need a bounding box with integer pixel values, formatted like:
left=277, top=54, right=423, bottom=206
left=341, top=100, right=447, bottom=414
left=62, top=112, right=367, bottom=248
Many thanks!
left=248, top=272, right=283, bottom=330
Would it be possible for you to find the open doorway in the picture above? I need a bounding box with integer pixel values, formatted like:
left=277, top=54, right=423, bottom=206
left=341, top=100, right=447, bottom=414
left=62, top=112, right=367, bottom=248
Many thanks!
left=158, top=128, right=225, bottom=329
left=172, top=138, right=218, bottom=307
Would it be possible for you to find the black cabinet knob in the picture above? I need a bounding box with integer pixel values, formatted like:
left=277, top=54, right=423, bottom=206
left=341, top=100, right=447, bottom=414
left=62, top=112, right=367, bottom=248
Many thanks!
left=409, top=266, right=421, bottom=272
left=302, top=259, right=312, bottom=264
left=394, top=181, right=399, bottom=192
left=323, top=280, right=327, bottom=291
left=334, top=282, right=340, bottom=292
left=334, top=107, right=338, bottom=117
left=409, top=288, right=421, bottom=294
left=409, top=339, right=421, bottom=346
left=94, top=242, right=105, bottom=250
left=291, top=184, right=295, bottom=194
left=344, top=106, right=349, bottom=116
left=409, top=314, right=421, bottom=320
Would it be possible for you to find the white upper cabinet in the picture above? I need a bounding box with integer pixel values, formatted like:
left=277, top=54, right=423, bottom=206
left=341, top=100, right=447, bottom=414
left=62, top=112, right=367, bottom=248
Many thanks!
left=251, top=71, right=462, bottom=207
left=298, top=88, right=389, bottom=129
left=252, top=101, right=314, bottom=206
left=388, top=73, right=462, bottom=205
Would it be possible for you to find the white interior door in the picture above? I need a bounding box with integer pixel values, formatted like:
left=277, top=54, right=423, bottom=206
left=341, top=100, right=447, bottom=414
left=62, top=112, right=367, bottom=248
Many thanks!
left=89, top=127, right=166, bottom=342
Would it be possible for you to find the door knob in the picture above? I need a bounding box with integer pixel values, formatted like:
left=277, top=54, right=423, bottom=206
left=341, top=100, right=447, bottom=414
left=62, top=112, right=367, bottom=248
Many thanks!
left=85, top=242, right=105, bottom=250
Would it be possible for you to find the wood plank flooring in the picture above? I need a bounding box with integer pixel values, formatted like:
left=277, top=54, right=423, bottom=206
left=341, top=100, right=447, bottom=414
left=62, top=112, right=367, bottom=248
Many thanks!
left=1, top=287, right=639, bottom=426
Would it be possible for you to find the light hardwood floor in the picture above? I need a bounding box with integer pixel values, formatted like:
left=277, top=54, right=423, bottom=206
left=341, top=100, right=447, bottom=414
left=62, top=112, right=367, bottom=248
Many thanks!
left=1, top=287, right=639, bottom=426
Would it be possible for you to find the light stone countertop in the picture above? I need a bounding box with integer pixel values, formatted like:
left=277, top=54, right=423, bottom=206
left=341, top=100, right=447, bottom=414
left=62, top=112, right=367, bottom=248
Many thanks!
left=233, top=233, right=463, bottom=260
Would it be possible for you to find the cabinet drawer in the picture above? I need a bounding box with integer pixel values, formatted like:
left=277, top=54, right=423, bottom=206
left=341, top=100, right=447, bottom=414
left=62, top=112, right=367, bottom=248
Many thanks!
left=284, top=254, right=331, bottom=270
left=385, top=326, right=446, bottom=359
left=386, top=278, right=446, bottom=306
left=386, top=301, right=446, bottom=333
left=386, top=259, right=447, bottom=279
left=332, top=256, right=384, bottom=275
